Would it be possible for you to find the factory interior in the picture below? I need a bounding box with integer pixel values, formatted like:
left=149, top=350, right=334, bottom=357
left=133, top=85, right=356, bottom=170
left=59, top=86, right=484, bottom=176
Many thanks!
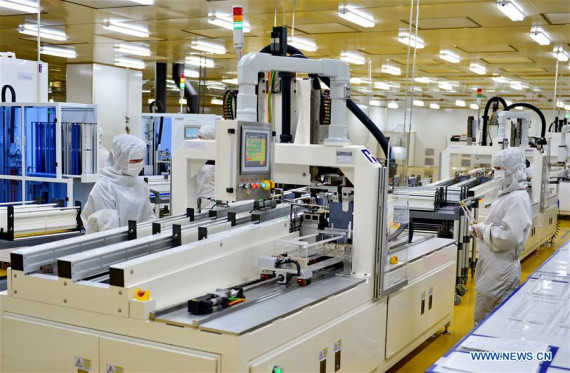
left=0, top=0, right=569, bottom=372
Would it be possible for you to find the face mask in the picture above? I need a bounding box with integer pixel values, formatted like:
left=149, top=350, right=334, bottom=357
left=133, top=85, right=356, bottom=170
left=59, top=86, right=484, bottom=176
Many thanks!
left=124, top=162, right=143, bottom=177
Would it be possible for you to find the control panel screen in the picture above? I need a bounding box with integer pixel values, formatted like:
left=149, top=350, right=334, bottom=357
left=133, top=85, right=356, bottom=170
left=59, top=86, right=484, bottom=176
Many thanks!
left=184, top=125, right=200, bottom=139
left=245, top=133, right=267, bottom=167
left=241, top=126, right=271, bottom=174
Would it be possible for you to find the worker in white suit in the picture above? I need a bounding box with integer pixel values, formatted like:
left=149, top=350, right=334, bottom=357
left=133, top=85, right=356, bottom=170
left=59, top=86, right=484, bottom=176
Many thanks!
left=196, top=126, right=216, bottom=207
left=81, top=134, right=155, bottom=234
left=470, top=148, right=532, bottom=324
left=97, top=128, right=110, bottom=173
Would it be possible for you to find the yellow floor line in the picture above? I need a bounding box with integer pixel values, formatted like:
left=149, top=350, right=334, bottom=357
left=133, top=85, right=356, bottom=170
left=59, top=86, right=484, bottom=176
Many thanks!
left=388, top=220, right=570, bottom=373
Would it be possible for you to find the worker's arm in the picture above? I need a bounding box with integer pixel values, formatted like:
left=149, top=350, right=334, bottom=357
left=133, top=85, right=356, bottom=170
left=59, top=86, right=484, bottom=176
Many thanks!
left=81, top=182, right=117, bottom=234
left=482, top=196, right=531, bottom=252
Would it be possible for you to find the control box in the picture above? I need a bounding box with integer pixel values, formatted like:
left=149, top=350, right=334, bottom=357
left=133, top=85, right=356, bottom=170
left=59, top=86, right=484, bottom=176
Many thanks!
left=215, top=120, right=274, bottom=202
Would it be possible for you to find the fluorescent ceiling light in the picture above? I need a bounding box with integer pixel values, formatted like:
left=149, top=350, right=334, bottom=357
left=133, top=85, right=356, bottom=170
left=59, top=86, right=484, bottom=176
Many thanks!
left=191, top=40, right=226, bottom=55
left=553, top=46, right=569, bottom=62
left=115, top=56, right=145, bottom=70
left=414, top=76, right=432, bottom=84
left=439, top=50, right=460, bottom=63
left=532, top=87, right=541, bottom=92
left=565, top=105, right=570, bottom=111
left=388, top=102, right=399, bottom=109
left=114, top=43, right=150, bottom=57
left=186, top=56, right=214, bottom=68
left=556, top=100, right=565, bottom=108
left=530, top=27, right=550, bottom=45
left=208, top=14, right=251, bottom=33
left=380, top=64, right=401, bottom=76
left=505, top=100, right=513, bottom=106
left=338, top=5, right=375, bottom=28
left=470, top=103, right=479, bottom=110
left=207, top=82, right=226, bottom=91
left=40, top=45, right=76, bottom=59
left=288, top=36, right=317, bottom=52
left=19, top=23, right=67, bottom=41
left=0, top=0, right=37, bottom=13
left=469, top=63, right=486, bottom=75
left=397, top=30, right=425, bottom=49
left=222, top=78, right=238, bottom=85
left=515, top=106, right=524, bottom=110
left=456, top=100, right=466, bottom=107
left=104, top=20, right=149, bottom=38
left=413, top=100, right=424, bottom=107
left=430, top=103, right=440, bottom=110
left=492, top=75, right=509, bottom=83
left=350, top=77, right=370, bottom=85
left=142, top=89, right=151, bottom=93
left=340, top=51, right=365, bottom=65
left=375, top=82, right=390, bottom=91
left=127, top=0, right=154, bottom=4
left=184, top=69, right=200, bottom=79
left=496, top=0, right=525, bottom=22
left=413, top=86, right=422, bottom=92
left=211, top=98, right=223, bottom=105
left=369, top=100, right=381, bottom=107
left=509, top=81, right=525, bottom=90
left=438, top=81, right=455, bottom=91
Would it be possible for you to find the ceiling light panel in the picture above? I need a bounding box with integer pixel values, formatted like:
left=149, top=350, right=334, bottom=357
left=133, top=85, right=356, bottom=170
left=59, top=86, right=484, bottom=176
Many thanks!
left=496, top=0, right=525, bottom=22
left=19, top=24, right=67, bottom=41
left=553, top=46, right=569, bottom=62
left=413, top=100, right=424, bottom=107
left=456, top=100, right=466, bottom=107
left=397, top=30, right=425, bottom=49
left=113, top=43, right=150, bottom=56
left=430, top=103, right=440, bottom=109
left=388, top=102, right=399, bottom=109
left=530, top=27, right=550, bottom=45
left=0, top=0, right=38, bottom=13
left=338, top=5, right=375, bottom=28
left=184, top=69, right=200, bottom=79
left=439, top=50, right=461, bottom=63
left=40, top=45, right=76, bottom=59
left=469, top=63, right=486, bottom=75
left=186, top=56, right=215, bottom=68
left=191, top=40, right=226, bottom=54
left=104, top=20, right=149, bottom=38
left=208, top=14, right=251, bottom=33
left=340, top=51, right=365, bottom=65
left=115, top=56, right=145, bottom=69
left=288, top=36, right=317, bottom=52
left=380, top=64, right=401, bottom=76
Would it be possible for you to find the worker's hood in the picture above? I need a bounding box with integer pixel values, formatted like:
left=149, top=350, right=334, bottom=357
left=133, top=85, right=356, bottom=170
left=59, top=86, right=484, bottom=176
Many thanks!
left=110, top=134, right=146, bottom=176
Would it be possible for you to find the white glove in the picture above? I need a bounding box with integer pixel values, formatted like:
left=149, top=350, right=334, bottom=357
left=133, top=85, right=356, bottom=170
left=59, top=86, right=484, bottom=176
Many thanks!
left=470, top=223, right=485, bottom=239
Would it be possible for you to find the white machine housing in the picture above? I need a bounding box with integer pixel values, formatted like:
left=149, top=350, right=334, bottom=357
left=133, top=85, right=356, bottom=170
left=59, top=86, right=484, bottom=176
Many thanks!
left=0, top=53, right=48, bottom=103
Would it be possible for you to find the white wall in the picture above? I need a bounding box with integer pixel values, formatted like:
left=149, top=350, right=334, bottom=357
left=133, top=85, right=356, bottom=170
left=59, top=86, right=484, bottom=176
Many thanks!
left=67, top=64, right=142, bottom=150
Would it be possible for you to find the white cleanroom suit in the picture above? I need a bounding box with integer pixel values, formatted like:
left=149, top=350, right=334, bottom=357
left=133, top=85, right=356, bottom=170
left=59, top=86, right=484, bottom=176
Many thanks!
left=471, top=148, right=532, bottom=324
left=97, top=127, right=110, bottom=173
left=81, top=134, right=156, bottom=234
left=196, top=126, right=216, bottom=202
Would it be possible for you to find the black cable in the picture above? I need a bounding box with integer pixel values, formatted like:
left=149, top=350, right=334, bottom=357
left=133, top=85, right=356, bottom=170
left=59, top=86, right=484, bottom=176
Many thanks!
left=1, top=85, right=16, bottom=103
left=481, top=96, right=507, bottom=146
left=504, top=102, right=546, bottom=139
left=276, top=258, right=301, bottom=276
left=148, top=100, right=164, bottom=113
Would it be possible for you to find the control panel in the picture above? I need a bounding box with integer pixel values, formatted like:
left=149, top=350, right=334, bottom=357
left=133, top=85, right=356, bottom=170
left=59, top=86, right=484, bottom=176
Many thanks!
left=236, top=123, right=273, bottom=201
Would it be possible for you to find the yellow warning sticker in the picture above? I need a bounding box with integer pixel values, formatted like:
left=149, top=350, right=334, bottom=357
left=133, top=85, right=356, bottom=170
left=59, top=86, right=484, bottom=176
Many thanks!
left=74, top=357, right=92, bottom=372
left=106, top=364, right=124, bottom=373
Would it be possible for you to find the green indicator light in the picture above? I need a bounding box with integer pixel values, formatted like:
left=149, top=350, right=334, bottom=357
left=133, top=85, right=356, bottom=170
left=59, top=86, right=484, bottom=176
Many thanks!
left=234, top=22, right=243, bottom=30
left=272, top=367, right=282, bottom=373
